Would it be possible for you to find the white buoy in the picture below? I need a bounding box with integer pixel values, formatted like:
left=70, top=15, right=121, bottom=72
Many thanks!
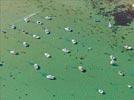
left=46, top=75, right=55, bottom=80
left=45, top=16, right=52, bottom=20
left=98, top=89, right=105, bottom=94
left=9, top=50, right=18, bottom=55
left=44, top=53, right=51, bottom=58
left=71, top=39, right=77, bottom=44
left=64, top=27, right=73, bottom=32
left=33, top=64, right=40, bottom=70
left=62, top=48, right=70, bottom=53
left=23, top=42, right=29, bottom=47
left=35, top=36, right=40, bottom=39
left=78, top=66, right=86, bottom=72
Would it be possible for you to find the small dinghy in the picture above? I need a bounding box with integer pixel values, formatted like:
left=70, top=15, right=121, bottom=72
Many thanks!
left=24, top=17, right=30, bottom=23
left=62, top=48, right=70, bottom=53
left=9, top=50, right=18, bottom=55
left=110, top=59, right=116, bottom=65
left=109, top=55, right=117, bottom=65
left=88, top=47, right=92, bottom=50
left=110, top=55, right=116, bottom=60
left=78, top=66, right=86, bottom=72
left=10, top=25, right=16, bottom=29
left=127, top=85, right=133, bottom=88
left=45, top=16, right=52, bottom=20
left=33, top=35, right=40, bottom=39
left=45, top=28, right=50, bottom=34
left=98, top=89, right=105, bottom=95
left=124, top=45, right=133, bottom=50
left=64, top=27, right=73, bottom=32
left=44, top=53, right=51, bottom=58
left=118, top=71, right=125, bottom=76
left=46, top=75, right=55, bottom=80
left=33, top=64, right=40, bottom=70
left=23, top=42, right=29, bottom=47
left=71, top=39, right=77, bottom=44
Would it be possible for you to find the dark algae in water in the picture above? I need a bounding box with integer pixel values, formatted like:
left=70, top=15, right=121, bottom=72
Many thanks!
left=113, top=9, right=134, bottom=26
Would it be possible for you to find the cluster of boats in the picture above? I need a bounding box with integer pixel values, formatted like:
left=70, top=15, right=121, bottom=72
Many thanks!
left=2, top=12, right=133, bottom=95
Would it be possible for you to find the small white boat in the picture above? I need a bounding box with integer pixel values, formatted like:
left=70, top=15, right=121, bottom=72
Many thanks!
left=71, top=39, right=77, bottom=44
left=78, top=66, right=86, bottom=72
left=23, top=42, right=29, bottom=47
left=33, top=35, right=36, bottom=38
left=24, top=17, right=30, bottom=23
left=110, top=59, right=116, bottom=65
left=45, top=28, right=50, bottom=34
left=45, top=16, right=52, bottom=20
left=110, top=55, right=116, bottom=60
left=62, top=48, right=70, bottom=53
left=10, top=50, right=18, bottom=55
left=88, top=47, right=92, bottom=50
left=124, top=45, right=133, bottom=50
left=98, top=89, right=105, bottom=94
left=44, top=53, right=51, bottom=58
left=127, top=85, right=133, bottom=88
left=32, top=35, right=40, bottom=39
left=11, top=25, right=16, bottom=29
left=118, top=71, right=125, bottom=76
left=46, top=75, right=55, bottom=80
left=64, top=27, right=73, bottom=32
left=33, top=64, right=40, bottom=70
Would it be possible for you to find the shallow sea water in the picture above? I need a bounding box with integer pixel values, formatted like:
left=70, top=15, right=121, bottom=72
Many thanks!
left=0, top=0, right=134, bottom=100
